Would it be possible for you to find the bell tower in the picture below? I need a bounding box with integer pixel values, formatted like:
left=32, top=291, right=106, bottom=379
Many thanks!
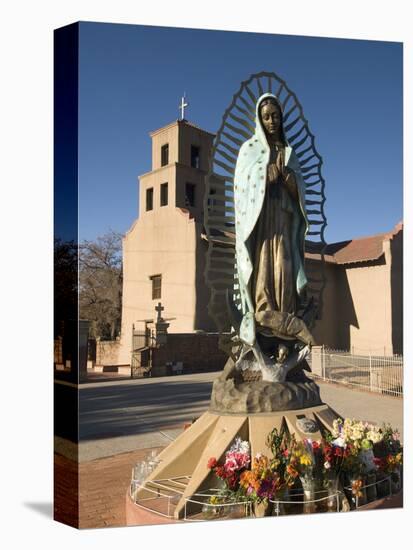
left=117, top=117, right=216, bottom=366
left=138, top=119, right=215, bottom=222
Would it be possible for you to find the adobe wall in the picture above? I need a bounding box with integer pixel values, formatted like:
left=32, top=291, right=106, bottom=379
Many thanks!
left=95, top=339, right=122, bottom=366
left=311, top=252, right=394, bottom=355
left=343, top=251, right=393, bottom=355
left=194, top=235, right=217, bottom=332
left=117, top=208, right=201, bottom=365
left=310, top=261, right=339, bottom=348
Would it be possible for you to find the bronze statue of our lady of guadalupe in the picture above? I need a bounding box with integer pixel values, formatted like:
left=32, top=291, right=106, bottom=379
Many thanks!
left=232, top=92, right=315, bottom=382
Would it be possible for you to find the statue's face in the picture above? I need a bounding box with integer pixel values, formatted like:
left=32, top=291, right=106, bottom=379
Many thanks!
left=277, top=344, right=288, bottom=363
left=260, top=102, right=282, bottom=136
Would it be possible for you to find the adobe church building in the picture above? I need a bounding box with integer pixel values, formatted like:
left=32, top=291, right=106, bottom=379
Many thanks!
left=308, top=221, right=402, bottom=356
left=113, top=118, right=220, bottom=371
left=97, top=118, right=402, bottom=372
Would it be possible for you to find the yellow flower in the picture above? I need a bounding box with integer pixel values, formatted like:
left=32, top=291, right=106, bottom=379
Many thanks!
left=299, top=454, right=312, bottom=467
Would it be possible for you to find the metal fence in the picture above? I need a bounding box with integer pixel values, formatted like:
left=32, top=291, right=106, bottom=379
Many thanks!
left=132, top=329, right=150, bottom=351
left=308, top=347, right=403, bottom=397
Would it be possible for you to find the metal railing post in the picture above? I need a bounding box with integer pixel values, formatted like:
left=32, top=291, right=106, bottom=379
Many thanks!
left=322, top=345, right=326, bottom=380
left=369, top=353, right=373, bottom=391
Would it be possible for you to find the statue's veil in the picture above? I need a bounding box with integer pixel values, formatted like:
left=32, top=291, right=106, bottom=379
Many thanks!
left=203, top=72, right=327, bottom=352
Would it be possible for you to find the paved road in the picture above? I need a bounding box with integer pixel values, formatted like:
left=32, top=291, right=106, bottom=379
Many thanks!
left=56, top=371, right=403, bottom=462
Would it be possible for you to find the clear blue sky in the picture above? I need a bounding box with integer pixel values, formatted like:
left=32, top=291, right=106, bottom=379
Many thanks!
left=78, top=22, right=402, bottom=244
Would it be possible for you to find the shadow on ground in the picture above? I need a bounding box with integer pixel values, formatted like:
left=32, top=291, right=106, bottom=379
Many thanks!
left=78, top=379, right=215, bottom=441
left=24, top=502, right=53, bottom=519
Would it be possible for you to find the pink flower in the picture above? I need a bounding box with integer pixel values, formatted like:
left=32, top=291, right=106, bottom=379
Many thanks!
left=225, top=451, right=250, bottom=471
left=225, top=458, right=238, bottom=472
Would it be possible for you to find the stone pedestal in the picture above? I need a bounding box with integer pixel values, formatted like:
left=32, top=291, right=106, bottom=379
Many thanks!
left=135, top=402, right=341, bottom=520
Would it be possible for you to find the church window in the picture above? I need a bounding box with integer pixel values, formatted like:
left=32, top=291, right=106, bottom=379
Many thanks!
left=191, top=145, right=200, bottom=169
left=161, top=144, right=169, bottom=167
left=150, top=274, right=162, bottom=300
left=185, top=183, right=196, bottom=207
left=146, top=187, right=154, bottom=211
left=160, top=182, right=168, bottom=206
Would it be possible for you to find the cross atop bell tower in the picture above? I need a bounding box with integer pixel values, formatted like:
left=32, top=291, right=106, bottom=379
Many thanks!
left=179, top=94, right=189, bottom=121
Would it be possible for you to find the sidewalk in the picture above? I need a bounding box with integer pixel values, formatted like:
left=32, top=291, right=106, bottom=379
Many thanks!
left=55, top=445, right=166, bottom=529
left=55, top=426, right=183, bottom=462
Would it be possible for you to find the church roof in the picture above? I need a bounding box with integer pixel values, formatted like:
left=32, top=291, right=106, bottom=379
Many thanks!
left=305, top=221, right=403, bottom=265
left=325, top=234, right=386, bottom=264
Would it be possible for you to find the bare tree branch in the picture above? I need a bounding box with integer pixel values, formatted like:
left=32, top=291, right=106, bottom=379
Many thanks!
left=79, top=230, right=123, bottom=340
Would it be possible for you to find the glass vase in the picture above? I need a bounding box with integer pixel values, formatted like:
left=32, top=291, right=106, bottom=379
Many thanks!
left=201, top=502, right=223, bottom=520
left=325, top=473, right=340, bottom=513
left=271, top=488, right=289, bottom=516
left=360, top=448, right=376, bottom=472
left=226, top=503, right=249, bottom=519
left=300, top=476, right=316, bottom=515
left=132, top=462, right=149, bottom=484
left=376, top=471, right=391, bottom=498
left=130, top=480, right=139, bottom=502
left=391, top=466, right=401, bottom=494
left=365, top=472, right=377, bottom=502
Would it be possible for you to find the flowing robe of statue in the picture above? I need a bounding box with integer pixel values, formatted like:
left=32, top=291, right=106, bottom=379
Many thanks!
left=233, top=92, right=309, bottom=349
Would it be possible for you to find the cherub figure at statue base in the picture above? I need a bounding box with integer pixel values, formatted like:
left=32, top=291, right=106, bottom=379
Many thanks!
left=235, top=339, right=311, bottom=383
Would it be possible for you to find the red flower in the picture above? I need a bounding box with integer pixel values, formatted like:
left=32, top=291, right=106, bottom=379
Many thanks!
left=312, top=441, right=321, bottom=451
left=207, top=457, right=218, bottom=470
left=323, top=445, right=333, bottom=461
left=215, top=466, right=226, bottom=479
left=226, top=473, right=238, bottom=489
left=374, top=457, right=385, bottom=470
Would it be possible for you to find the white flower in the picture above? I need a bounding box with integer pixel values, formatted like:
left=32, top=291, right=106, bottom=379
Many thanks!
left=332, top=419, right=342, bottom=438
left=367, top=429, right=383, bottom=444
left=228, top=437, right=250, bottom=455
left=351, top=428, right=363, bottom=441
left=324, top=461, right=331, bottom=470
left=332, top=436, right=346, bottom=448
